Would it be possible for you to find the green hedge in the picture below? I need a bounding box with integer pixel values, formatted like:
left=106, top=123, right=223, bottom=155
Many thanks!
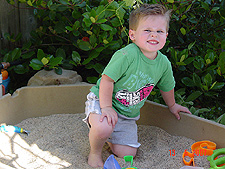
left=2, top=0, right=225, bottom=124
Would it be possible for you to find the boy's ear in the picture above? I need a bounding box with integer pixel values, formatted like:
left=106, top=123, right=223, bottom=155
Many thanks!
left=129, top=29, right=135, bottom=41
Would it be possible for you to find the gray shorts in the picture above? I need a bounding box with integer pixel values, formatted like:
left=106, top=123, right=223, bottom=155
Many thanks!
left=83, top=92, right=141, bottom=148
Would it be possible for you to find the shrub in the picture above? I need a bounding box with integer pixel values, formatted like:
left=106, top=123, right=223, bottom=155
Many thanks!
left=2, top=0, right=225, bottom=124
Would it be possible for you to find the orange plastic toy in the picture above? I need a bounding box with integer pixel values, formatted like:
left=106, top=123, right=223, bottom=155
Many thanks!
left=182, top=141, right=216, bottom=166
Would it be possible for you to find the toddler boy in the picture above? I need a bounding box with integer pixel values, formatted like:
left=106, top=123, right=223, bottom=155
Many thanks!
left=83, top=3, right=191, bottom=168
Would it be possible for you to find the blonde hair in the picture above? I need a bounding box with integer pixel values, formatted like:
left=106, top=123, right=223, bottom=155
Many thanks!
left=129, top=4, right=172, bottom=32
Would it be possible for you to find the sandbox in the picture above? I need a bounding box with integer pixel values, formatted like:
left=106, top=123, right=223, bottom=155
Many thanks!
left=0, top=84, right=225, bottom=169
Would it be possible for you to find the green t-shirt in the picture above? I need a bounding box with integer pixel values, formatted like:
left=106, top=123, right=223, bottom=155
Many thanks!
left=91, top=43, right=175, bottom=118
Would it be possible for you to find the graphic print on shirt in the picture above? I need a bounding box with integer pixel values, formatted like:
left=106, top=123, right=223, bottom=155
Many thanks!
left=115, top=83, right=154, bottom=107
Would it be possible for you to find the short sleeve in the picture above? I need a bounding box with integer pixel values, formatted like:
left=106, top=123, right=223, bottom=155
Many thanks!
left=102, top=50, right=130, bottom=82
left=157, top=61, right=175, bottom=92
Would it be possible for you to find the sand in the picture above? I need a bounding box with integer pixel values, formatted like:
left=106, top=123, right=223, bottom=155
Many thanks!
left=0, top=113, right=211, bottom=169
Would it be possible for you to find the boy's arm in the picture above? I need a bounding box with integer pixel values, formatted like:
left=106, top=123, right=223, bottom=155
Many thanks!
left=99, top=74, right=118, bottom=127
left=160, top=88, right=191, bottom=120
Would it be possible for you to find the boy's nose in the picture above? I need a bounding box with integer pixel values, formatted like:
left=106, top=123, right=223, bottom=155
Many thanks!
left=150, top=32, right=157, bottom=37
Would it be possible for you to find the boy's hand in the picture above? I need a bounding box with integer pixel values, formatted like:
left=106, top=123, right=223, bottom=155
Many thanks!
left=169, top=103, right=192, bottom=120
left=100, top=107, right=118, bottom=128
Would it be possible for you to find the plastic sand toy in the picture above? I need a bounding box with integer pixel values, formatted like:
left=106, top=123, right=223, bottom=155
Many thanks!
left=180, top=166, right=204, bottom=169
left=121, top=156, right=137, bottom=169
left=104, top=155, right=121, bottom=169
left=207, top=148, right=225, bottom=169
left=104, top=155, right=137, bottom=169
left=0, top=124, right=30, bottom=135
left=182, top=140, right=216, bottom=166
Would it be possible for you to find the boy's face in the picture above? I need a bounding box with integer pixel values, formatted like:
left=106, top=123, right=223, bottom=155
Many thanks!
left=129, top=15, right=168, bottom=59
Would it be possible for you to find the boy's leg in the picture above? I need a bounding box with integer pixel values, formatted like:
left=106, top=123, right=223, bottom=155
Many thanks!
left=106, top=115, right=140, bottom=158
left=88, top=113, right=114, bottom=167
left=107, top=142, right=137, bottom=157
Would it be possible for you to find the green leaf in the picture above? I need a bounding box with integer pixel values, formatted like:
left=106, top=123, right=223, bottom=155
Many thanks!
left=93, top=63, right=104, bottom=74
left=181, top=77, right=195, bottom=87
left=56, top=48, right=66, bottom=58
left=89, top=34, right=97, bottom=46
left=57, top=5, right=69, bottom=12
left=116, top=7, right=126, bottom=19
left=72, top=10, right=81, bottom=19
left=186, top=91, right=202, bottom=102
left=30, top=58, right=43, bottom=70
left=22, top=51, right=35, bottom=59
left=54, top=67, right=62, bottom=75
left=184, top=57, right=194, bottom=64
left=90, top=16, right=96, bottom=23
left=195, top=108, right=210, bottom=115
left=108, top=1, right=119, bottom=9
left=218, top=52, right=225, bottom=75
left=180, top=27, right=186, bottom=35
left=55, top=21, right=66, bottom=33
left=59, top=0, right=69, bottom=5
left=193, top=61, right=202, bottom=70
left=65, top=26, right=73, bottom=31
left=186, top=3, right=192, bottom=12
left=87, top=76, right=98, bottom=84
left=37, top=49, right=45, bottom=60
left=72, top=51, right=81, bottom=64
left=204, top=73, right=212, bottom=87
left=82, top=50, right=100, bottom=65
left=110, top=17, right=120, bottom=27
left=49, top=4, right=58, bottom=11
left=210, top=82, right=225, bottom=90
left=221, top=39, right=225, bottom=50
left=73, top=21, right=80, bottom=30
left=193, top=73, right=202, bottom=87
left=180, top=55, right=186, bottom=62
left=96, top=19, right=107, bottom=24
left=167, top=0, right=174, bottom=3
left=83, top=18, right=92, bottom=27
left=100, top=24, right=113, bottom=31
left=176, top=62, right=186, bottom=66
left=41, top=57, right=49, bottom=65
left=14, top=65, right=28, bottom=74
left=188, top=41, right=196, bottom=50
left=27, top=0, right=33, bottom=6
left=218, top=113, right=225, bottom=125
left=49, top=57, right=63, bottom=66
left=15, top=33, right=22, bottom=42
left=11, top=48, right=21, bottom=61
left=220, top=115, right=225, bottom=124
left=201, top=1, right=209, bottom=10
left=123, top=0, right=136, bottom=6
left=205, top=51, right=215, bottom=64
left=22, top=41, right=32, bottom=50
left=206, top=59, right=211, bottom=64
left=96, top=5, right=105, bottom=16
left=77, top=40, right=92, bottom=51
left=47, top=0, right=53, bottom=7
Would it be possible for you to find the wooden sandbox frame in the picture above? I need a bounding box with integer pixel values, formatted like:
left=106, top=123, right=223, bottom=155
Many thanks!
left=0, top=84, right=224, bottom=148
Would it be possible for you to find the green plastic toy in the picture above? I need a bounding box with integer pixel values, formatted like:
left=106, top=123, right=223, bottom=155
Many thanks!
left=121, top=156, right=138, bottom=169
left=207, top=148, right=225, bottom=169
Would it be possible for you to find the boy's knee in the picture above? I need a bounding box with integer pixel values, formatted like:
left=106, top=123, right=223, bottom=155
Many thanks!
left=92, top=125, right=113, bottom=139
left=89, top=120, right=113, bottom=139
left=89, top=114, right=114, bottom=138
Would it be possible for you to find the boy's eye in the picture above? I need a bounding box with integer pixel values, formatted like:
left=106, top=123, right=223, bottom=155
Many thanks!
left=157, top=30, right=165, bottom=34
left=144, top=30, right=151, bottom=32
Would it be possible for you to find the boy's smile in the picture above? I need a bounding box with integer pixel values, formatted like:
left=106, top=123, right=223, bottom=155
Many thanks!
left=129, top=15, right=168, bottom=60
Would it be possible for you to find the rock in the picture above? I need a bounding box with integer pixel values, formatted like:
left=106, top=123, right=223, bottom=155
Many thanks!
left=27, top=69, right=83, bottom=86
